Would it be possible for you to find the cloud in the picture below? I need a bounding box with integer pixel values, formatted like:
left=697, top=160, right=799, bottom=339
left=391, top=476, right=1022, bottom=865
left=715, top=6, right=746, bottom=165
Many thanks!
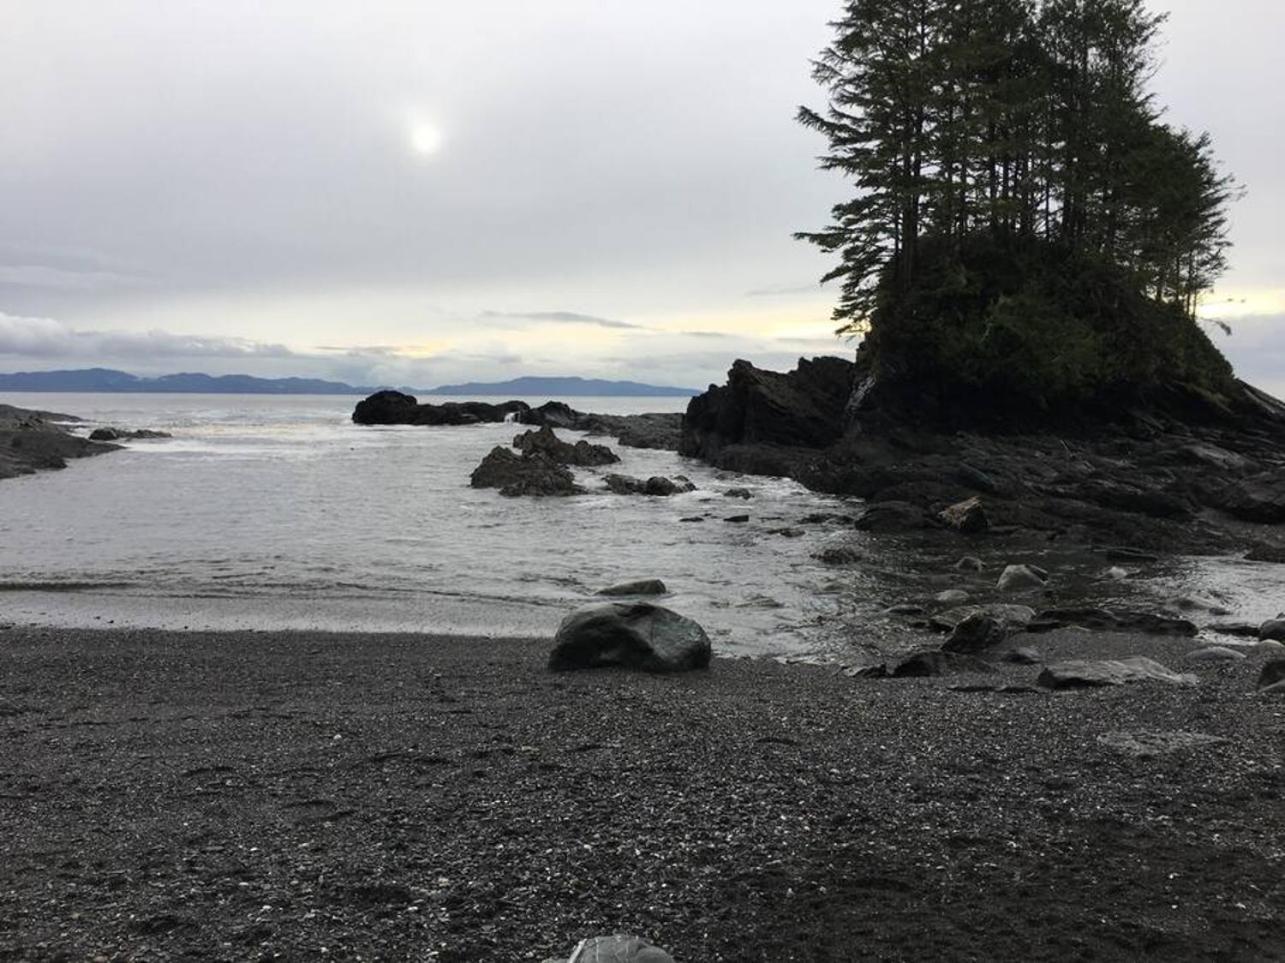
left=478, top=310, right=643, bottom=330
left=0, top=264, right=149, bottom=291
left=0, top=312, right=295, bottom=360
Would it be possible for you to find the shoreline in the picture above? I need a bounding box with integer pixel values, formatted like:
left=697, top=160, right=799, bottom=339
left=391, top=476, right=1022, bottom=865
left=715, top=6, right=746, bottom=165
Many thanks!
left=2, top=627, right=1281, bottom=961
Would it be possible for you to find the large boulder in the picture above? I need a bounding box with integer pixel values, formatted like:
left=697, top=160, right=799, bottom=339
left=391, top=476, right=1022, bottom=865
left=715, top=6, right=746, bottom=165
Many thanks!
left=680, top=357, right=855, bottom=461
left=469, top=447, right=582, bottom=497
left=353, top=390, right=528, bottom=426
left=1037, top=657, right=1198, bottom=689
left=548, top=603, right=712, bottom=673
left=513, top=426, right=619, bottom=466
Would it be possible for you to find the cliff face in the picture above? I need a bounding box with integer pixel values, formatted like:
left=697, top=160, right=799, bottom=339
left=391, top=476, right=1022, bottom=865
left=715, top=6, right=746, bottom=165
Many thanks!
left=679, top=357, right=855, bottom=470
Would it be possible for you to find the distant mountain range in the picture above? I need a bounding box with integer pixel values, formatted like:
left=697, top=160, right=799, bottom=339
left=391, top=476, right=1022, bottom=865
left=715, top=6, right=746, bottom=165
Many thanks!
left=429, top=376, right=698, bottom=397
left=0, top=368, right=699, bottom=397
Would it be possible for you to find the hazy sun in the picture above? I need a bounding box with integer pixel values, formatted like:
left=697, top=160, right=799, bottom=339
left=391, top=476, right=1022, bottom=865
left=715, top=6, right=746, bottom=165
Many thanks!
left=410, top=122, right=444, bottom=157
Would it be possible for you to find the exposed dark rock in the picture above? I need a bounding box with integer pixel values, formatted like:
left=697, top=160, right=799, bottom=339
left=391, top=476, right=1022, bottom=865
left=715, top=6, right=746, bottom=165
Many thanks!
left=680, top=357, right=855, bottom=463
left=89, top=427, right=171, bottom=441
left=854, top=501, right=928, bottom=532
left=1202, top=473, right=1285, bottom=523
left=1037, top=657, right=1197, bottom=689
left=603, top=474, right=695, bottom=497
left=937, top=496, right=989, bottom=534
left=1245, top=545, right=1285, bottom=563
left=597, top=579, right=667, bottom=597
left=930, top=604, right=1037, bottom=633
left=1258, top=619, right=1285, bottom=642
left=1030, top=607, right=1198, bottom=637
left=955, top=556, right=984, bottom=572
left=891, top=651, right=995, bottom=677
left=513, top=426, right=619, bottom=466
left=1, top=405, right=117, bottom=482
left=814, top=546, right=863, bottom=565
left=1002, top=646, right=1042, bottom=665
left=1208, top=621, right=1263, bottom=638
left=724, top=515, right=750, bottom=524
left=517, top=402, right=683, bottom=451
left=353, top=390, right=529, bottom=426
left=548, top=603, right=711, bottom=673
left=724, top=487, right=753, bottom=499
left=1258, top=660, right=1285, bottom=690
left=942, top=614, right=1008, bottom=654
left=469, top=447, right=582, bottom=497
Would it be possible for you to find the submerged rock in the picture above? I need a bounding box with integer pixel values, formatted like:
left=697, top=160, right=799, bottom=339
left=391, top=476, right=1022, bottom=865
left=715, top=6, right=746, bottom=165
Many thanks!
left=548, top=603, right=711, bottom=673
left=1031, top=607, right=1198, bottom=637
left=1037, top=657, right=1198, bottom=689
left=513, top=426, right=619, bottom=467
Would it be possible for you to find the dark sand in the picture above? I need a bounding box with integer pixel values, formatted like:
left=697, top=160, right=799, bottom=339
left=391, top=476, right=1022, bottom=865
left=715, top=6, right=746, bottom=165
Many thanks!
left=1, top=628, right=1281, bottom=962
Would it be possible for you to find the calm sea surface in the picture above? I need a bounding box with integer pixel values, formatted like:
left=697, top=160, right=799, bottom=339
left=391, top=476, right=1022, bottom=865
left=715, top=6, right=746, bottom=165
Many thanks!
left=0, top=393, right=868, bottom=658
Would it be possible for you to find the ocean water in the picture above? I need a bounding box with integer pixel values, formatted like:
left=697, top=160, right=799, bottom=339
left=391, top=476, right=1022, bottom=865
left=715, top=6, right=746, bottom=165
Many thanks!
left=0, top=393, right=869, bottom=658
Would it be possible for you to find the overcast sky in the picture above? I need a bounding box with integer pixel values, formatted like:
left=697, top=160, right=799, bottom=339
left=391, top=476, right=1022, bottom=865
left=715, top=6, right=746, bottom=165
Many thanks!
left=1, top=0, right=1282, bottom=391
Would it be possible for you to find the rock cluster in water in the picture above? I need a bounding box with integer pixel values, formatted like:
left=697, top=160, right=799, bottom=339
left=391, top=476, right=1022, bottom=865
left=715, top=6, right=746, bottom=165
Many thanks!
left=0, top=404, right=115, bottom=482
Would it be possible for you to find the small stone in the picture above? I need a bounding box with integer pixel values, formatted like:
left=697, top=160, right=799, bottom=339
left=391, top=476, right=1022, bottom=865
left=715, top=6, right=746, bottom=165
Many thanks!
left=1103, top=566, right=1129, bottom=581
left=997, top=563, right=1048, bottom=592
left=723, top=487, right=753, bottom=499
left=1184, top=646, right=1247, bottom=663
left=566, top=935, right=675, bottom=963
left=597, top=579, right=667, bottom=597
left=934, top=589, right=970, bottom=605
left=937, top=496, right=989, bottom=534
left=1002, top=646, right=1042, bottom=665
left=724, top=515, right=750, bottom=524
left=955, top=556, right=984, bottom=573
left=943, top=614, right=1007, bottom=654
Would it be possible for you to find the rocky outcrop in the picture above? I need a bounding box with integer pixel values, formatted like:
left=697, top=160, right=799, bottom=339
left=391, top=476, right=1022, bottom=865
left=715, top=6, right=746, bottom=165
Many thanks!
left=678, top=357, right=1285, bottom=555
left=603, top=474, right=696, bottom=497
left=353, top=390, right=529, bottom=426
left=680, top=357, right=855, bottom=466
left=513, top=426, right=619, bottom=466
left=518, top=402, right=683, bottom=451
left=548, top=603, right=711, bottom=673
left=1030, top=608, right=1198, bottom=637
left=469, top=447, right=583, bottom=497
left=0, top=404, right=116, bottom=482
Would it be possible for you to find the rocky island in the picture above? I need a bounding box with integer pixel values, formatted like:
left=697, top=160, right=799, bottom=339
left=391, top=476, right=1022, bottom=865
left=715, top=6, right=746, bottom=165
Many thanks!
left=0, top=403, right=118, bottom=482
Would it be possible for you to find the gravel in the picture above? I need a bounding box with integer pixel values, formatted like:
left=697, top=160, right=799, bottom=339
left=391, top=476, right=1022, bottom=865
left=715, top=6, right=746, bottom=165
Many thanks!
left=1, top=627, right=1282, bottom=961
